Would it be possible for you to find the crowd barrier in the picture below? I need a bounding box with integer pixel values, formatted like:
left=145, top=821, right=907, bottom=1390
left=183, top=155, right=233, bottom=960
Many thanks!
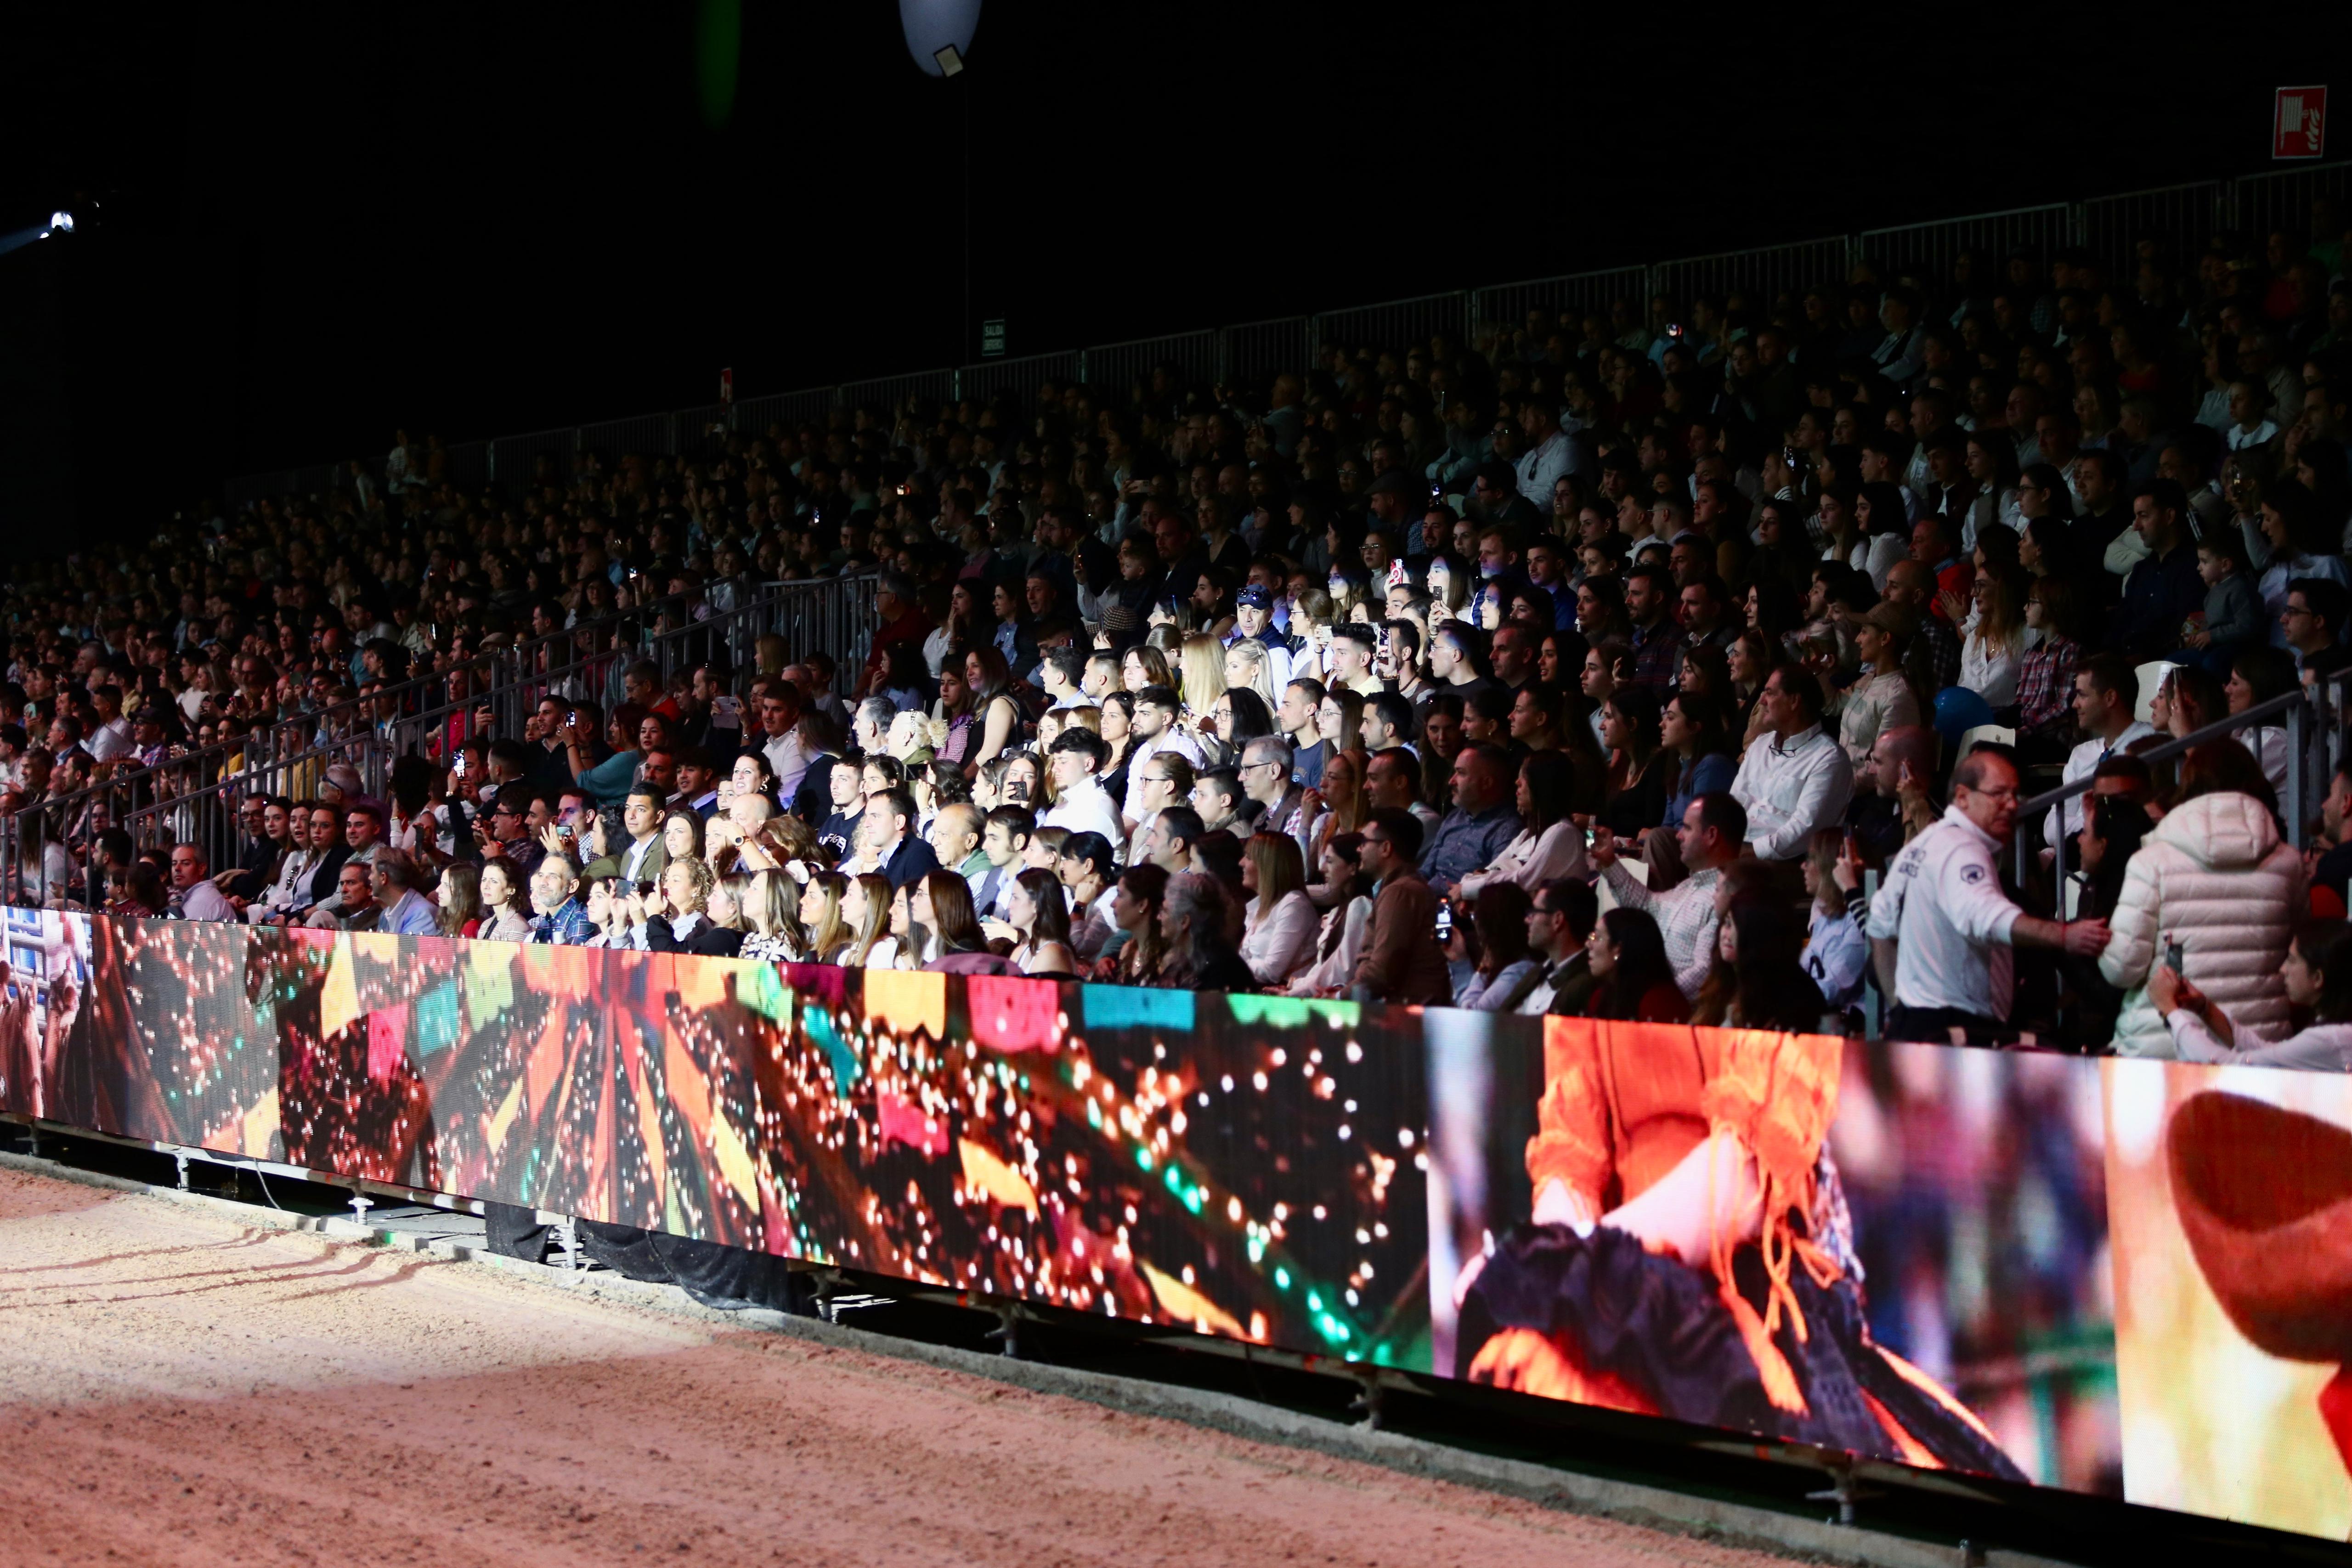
left=220, top=162, right=2348, bottom=509
left=0, top=909, right=2346, bottom=1542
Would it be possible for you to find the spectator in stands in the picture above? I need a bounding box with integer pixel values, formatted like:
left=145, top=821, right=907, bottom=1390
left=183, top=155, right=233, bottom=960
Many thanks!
left=2099, top=740, right=2303, bottom=1056
left=2154, top=919, right=2352, bottom=1072
left=168, top=843, right=236, bottom=923
left=1731, top=664, right=1853, bottom=866
left=1238, top=831, right=1316, bottom=987
left=2283, top=576, right=2352, bottom=682
left=1418, top=744, right=1518, bottom=897
left=2047, top=655, right=2151, bottom=860
left=2106, top=480, right=2203, bottom=662
left=1516, top=876, right=1599, bottom=1015
left=1869, top=749, right=2111, bottom=1043
left=1838, top=604, right=1922, bottom=770
left=1693, top=898, right=1826, bottom=1032
left=365, top=848, right=441, bottom=936
left=1156, top=871, right=1252, bottom=991
left=526, top=856, right=591, bottom=945
left=1581, top=907, right=1685, bottom=1022
left=1589, top=792, right=1742, bottom=1001
left=309, top=860, right=379, bottom=932
left=1350, top=808, right=1449, bottom=1005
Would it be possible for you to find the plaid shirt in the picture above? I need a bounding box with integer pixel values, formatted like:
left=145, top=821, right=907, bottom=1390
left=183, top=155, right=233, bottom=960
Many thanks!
left=531, top=897, right=595, bottom=946
left=1905, top=617, right=1962, bottom=695
left=1626, top=617, right=1685, bottom=693
left=2016, top=634, right=2079, bottom=738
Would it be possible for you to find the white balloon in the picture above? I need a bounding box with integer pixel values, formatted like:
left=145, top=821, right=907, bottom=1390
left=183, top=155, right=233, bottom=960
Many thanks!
left=899, top=0, right=982, bottom=75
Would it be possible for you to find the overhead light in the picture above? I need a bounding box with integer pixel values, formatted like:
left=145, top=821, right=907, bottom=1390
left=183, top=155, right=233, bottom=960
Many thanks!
left=46, top=211, right=73, bottom=235
left=933, top=44, right=964, bottom=75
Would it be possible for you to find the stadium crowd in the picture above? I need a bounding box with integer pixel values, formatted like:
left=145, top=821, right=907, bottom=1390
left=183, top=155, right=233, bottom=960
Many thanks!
left=10, top=199, right=2352, bottom=1061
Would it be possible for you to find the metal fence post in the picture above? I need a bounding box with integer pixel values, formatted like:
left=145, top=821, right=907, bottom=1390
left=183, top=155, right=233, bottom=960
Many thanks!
left=2289, top=697, right=2310, bottom=850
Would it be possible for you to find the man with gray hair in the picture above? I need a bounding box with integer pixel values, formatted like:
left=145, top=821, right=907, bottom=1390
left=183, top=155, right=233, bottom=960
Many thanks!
left=852, top=697, right=895, bottom=756
left=1239, top=734, right=1318, bottom=864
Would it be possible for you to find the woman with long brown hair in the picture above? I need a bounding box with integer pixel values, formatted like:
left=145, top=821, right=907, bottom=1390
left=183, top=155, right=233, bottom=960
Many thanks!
left=799, top=870, right=851, bottom=964
left=918, top=870, right=1010, bottom=974
left=1238, top=832, right=1317, bottom=987
left=961, top=644, right=1023, bottom=778
left=1100, top=863, right=1170, bottom=985
left=841, top=872, right=898, bottom=968
left=1006, top=867, right=1078, bottom=977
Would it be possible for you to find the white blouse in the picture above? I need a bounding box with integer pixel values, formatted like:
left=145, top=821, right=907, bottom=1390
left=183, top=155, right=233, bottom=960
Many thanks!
left=1239, top=891, right=1319, bottom=986
left=1959, top=630, right=2023, bottom=708
left=1456, top=821, right=1590, bottom=900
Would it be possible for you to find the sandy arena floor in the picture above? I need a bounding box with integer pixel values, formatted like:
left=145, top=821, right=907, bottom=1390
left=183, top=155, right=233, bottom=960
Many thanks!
left=0, top=1165, right=1810, bottom=1568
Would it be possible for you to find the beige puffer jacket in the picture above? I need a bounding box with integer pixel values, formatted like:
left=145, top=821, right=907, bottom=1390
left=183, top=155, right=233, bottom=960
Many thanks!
left=2099, top=790, right=2304, bottom=1055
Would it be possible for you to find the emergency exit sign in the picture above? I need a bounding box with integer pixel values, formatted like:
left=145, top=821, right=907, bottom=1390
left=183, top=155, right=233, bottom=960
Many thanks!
left=2276, top=86, right=2327, bottom=160
left=981, top=319, right=1006, bottom=358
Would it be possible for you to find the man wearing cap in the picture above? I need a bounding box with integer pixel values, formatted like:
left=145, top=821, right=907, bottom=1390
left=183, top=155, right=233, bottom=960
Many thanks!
left=1221, top=585, right=1295, bottom=692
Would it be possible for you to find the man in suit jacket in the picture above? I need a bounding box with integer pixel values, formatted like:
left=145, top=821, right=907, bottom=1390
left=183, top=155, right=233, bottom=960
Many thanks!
left=873, top=787, right=941, bottom=891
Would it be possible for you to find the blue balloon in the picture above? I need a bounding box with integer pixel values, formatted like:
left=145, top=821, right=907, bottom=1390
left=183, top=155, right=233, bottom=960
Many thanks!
left=1933, top=686, right=1995, bottom=743
left=899, top=0, right=983, bottom=75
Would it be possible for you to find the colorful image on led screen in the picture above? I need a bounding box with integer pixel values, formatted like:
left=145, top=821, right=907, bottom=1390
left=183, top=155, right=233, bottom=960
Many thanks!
left=1423, top=1014, right=2120, bottom=1495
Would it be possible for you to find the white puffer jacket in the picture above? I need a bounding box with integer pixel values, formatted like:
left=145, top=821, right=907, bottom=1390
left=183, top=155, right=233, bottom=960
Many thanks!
left=2099, top=790, right=2304, bottom=1055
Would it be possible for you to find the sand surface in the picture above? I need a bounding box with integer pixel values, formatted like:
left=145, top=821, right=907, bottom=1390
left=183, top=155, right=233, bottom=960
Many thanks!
left=0, top=1166, right=1806, bottom=1567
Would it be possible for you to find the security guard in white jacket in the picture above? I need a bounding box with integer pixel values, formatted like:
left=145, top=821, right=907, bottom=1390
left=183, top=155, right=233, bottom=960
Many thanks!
left=1867, top=750, right=2111, bottom=1041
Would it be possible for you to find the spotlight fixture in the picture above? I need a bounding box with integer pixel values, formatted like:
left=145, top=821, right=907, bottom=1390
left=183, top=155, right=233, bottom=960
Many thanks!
left=46, top=210, right=73, bottom=235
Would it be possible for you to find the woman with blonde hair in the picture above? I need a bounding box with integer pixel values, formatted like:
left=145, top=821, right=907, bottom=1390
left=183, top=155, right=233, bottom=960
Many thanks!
left=799, top=870, right=851, bottom=964
left=706, top=871, right=751, bottom=934
left=739, top=869, right=802, bottom=961
left=1956, top=565, right=2028, bottom=715
left=1221, top=639, right=1278, bottom=713
left=1177, top=633, right=1227, bottom=719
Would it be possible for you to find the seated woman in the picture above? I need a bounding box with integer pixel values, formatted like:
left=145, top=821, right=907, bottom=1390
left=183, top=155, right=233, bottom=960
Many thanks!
left=838, top=872, right=899, bottom=969
left=1459, top=750, right=1589, bottom=898
left=633, top=856, right=746, bottom=957
left=1153, top=870, right=1256, bottom=993
left=1288, top=835, right=1374, bottom=997
left=1580, top=907, right=1685, bottom=1023
left=2154, top=919, right=2352, bottom=1072
left=1238, top=832, right=1318, bottom=987
left=1004, top=867, right=1079, bottom=978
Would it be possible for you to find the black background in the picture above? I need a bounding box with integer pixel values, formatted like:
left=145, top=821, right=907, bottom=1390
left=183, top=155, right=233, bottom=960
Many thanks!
left=0, top=3, right=2344, bottom=538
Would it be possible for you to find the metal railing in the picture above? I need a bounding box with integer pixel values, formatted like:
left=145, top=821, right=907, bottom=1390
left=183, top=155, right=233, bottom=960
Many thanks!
left=0, top=571, right=880, bottom=908
left=221, top=161, right=2350, bottom=510
left=2012, top=667, right=2343, bottom=896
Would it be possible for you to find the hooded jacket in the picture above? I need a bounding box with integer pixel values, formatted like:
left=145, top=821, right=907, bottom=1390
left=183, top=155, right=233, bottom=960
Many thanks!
left=2098, top=790, right=2303, bottom=1055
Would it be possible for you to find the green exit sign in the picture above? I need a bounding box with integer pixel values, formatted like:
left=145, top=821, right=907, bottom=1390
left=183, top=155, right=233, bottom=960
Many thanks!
left=980, top=319, right=1006, bottom=358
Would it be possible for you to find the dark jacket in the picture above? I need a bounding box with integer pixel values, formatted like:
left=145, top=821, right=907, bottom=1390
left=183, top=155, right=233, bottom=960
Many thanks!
left=643, top=913, right=746, bottom=957
left=881, top=833, right=942, bottom=891
left=2107, top=540, right=2203, bottom=663
left=1353, top=870, right=1452, bottom=1005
